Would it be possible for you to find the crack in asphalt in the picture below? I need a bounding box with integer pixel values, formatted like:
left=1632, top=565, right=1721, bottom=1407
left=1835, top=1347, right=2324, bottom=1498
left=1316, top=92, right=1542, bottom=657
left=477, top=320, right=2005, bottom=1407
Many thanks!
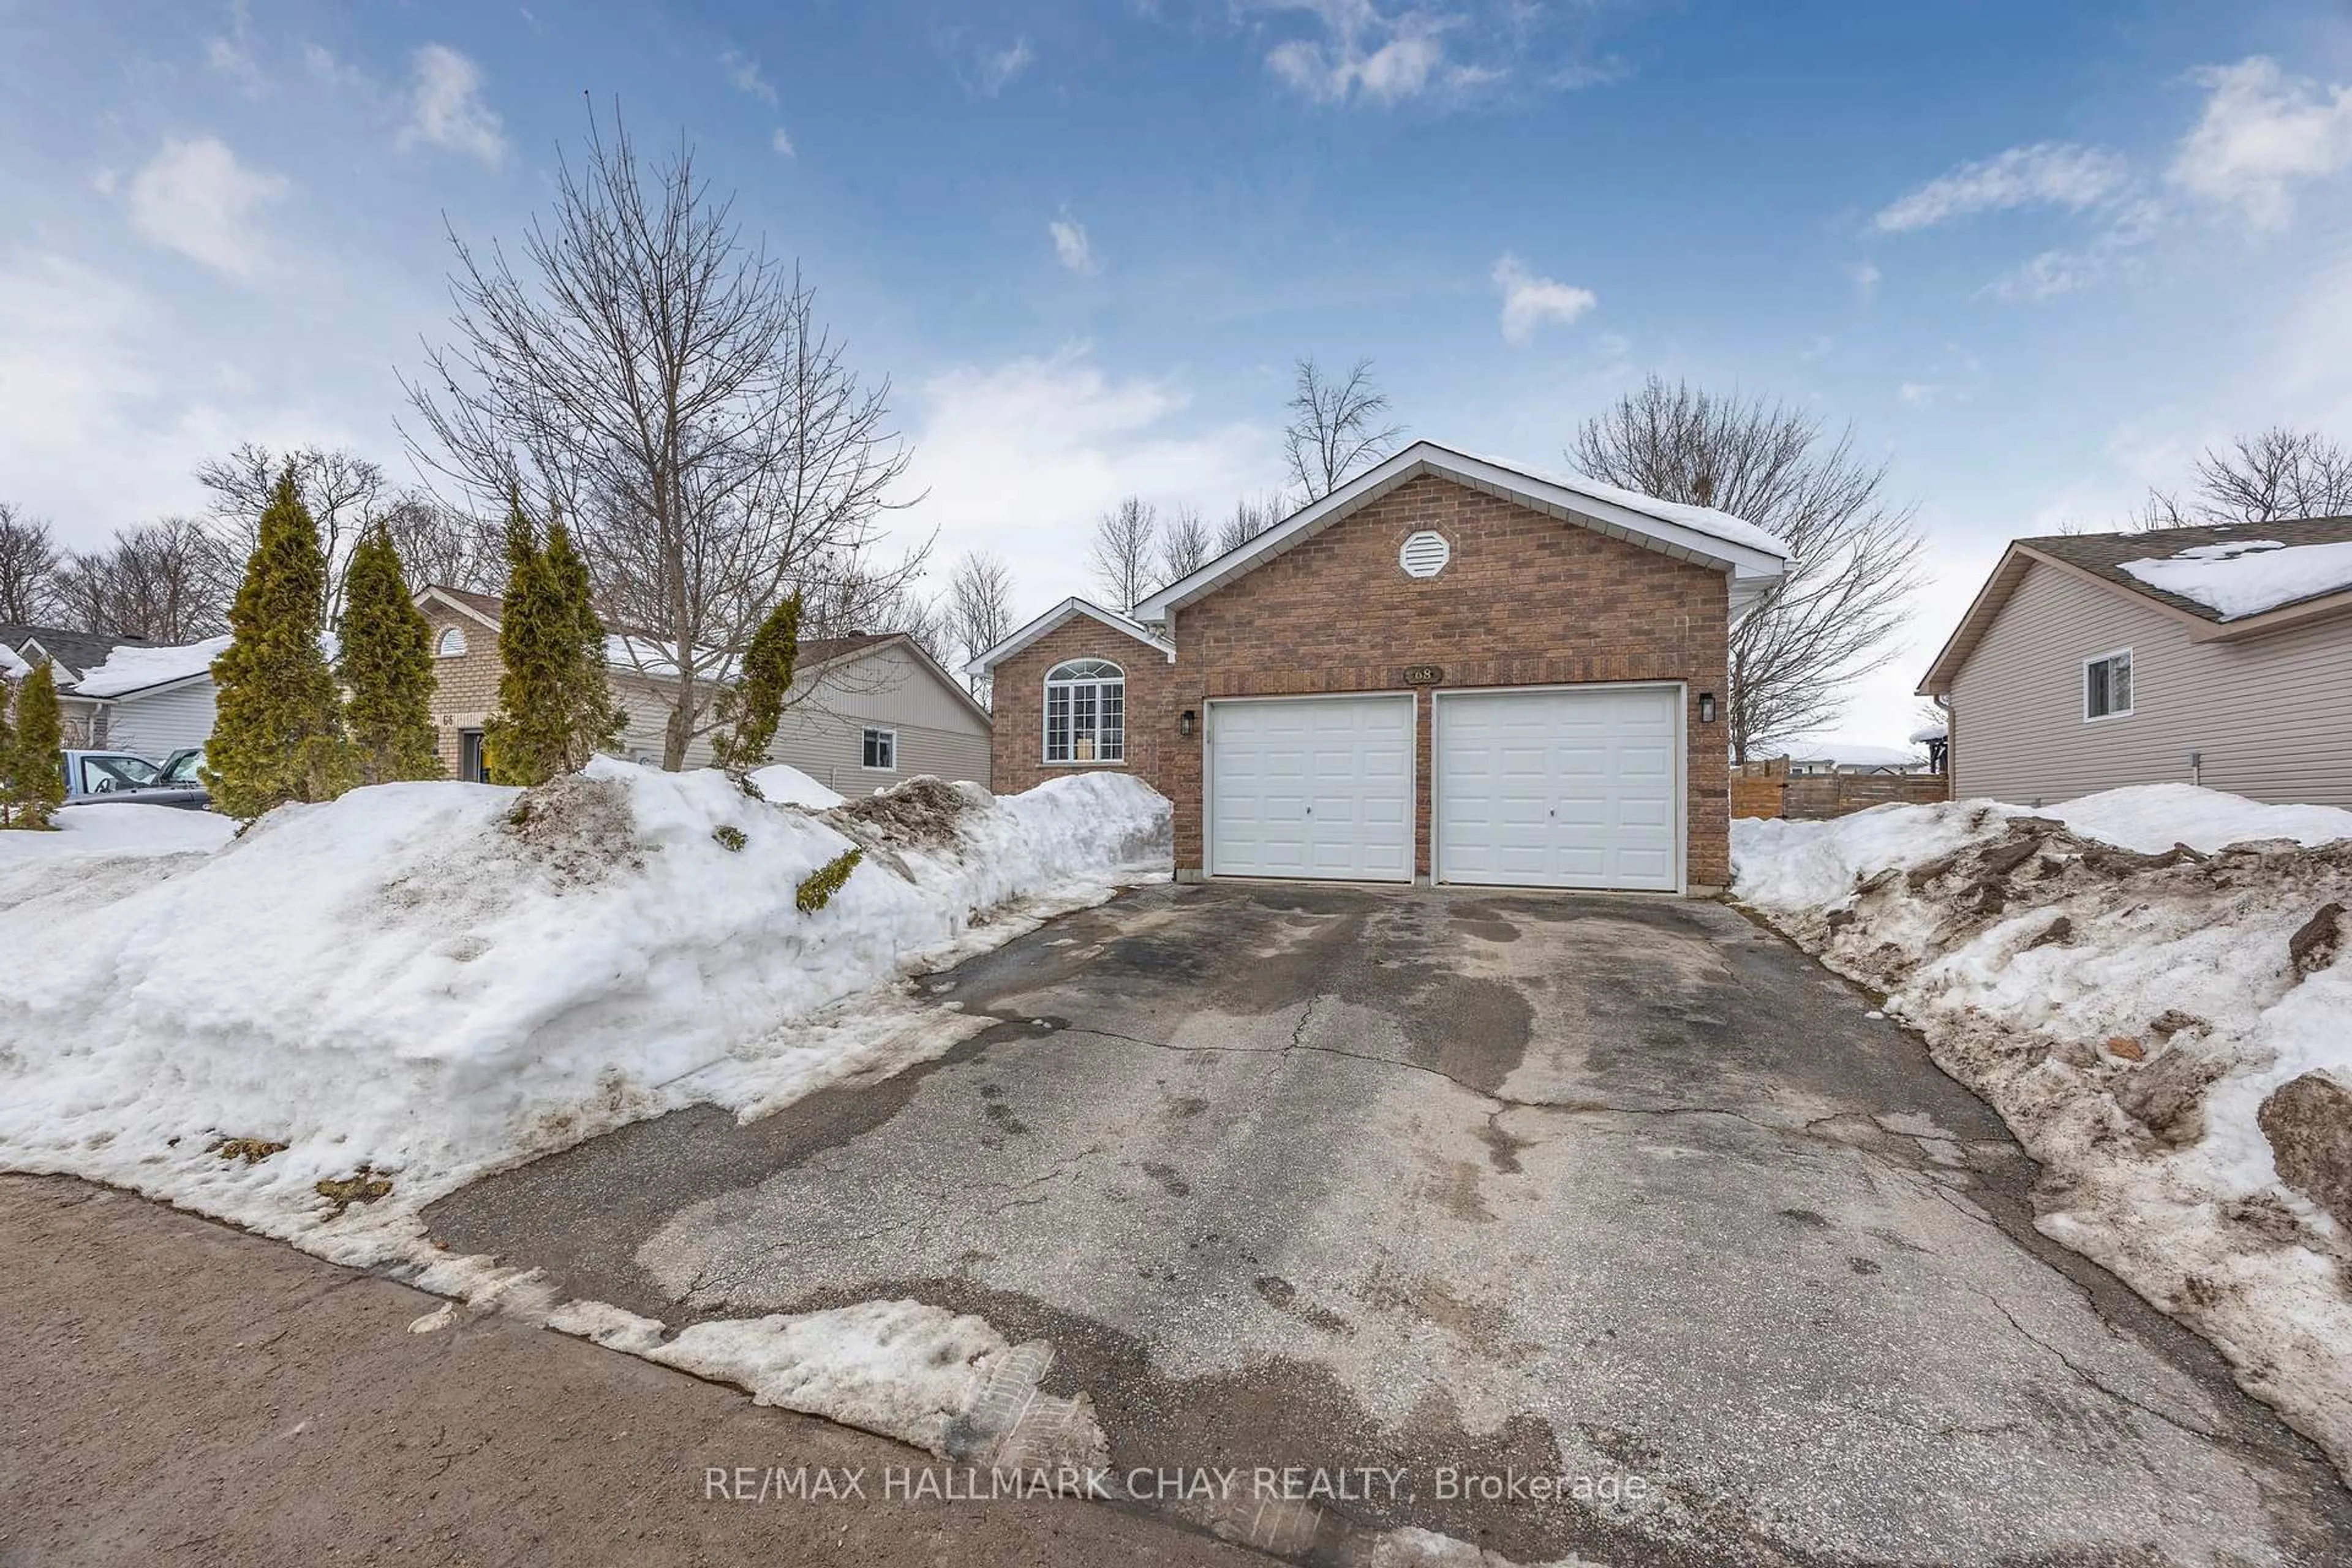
left=1967, top=1284, right=2237, bottom=1450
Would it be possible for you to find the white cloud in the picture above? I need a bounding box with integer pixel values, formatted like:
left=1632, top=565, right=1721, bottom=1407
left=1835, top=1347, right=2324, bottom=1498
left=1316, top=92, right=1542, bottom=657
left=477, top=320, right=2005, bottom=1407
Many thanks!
left=771, top=128, right=796, bottom=158
left=204, top=0, right=263, bottom=94
left=1492, top=253, right=1594, bottom=345
left=1873, top=141, right=2133, bottom=232
left=1265, top=2, right=1450, bottom=105
left=400, top=44, right=507, bottom=167
left=1847, top=259, right=1881, bottom=301
left=895, top=349, right=1274, bottom=614
left=1049, top=213, right=1098, bottom=276
left=721, top=49, right=780, bottom=105
left=978, top=39, right=1034, bottom=96
left=2168, top=56, right=2352, bottom=230
left=123, top=135, right=289, bottom=280
left=1898, top=381, right=1939, bottom=408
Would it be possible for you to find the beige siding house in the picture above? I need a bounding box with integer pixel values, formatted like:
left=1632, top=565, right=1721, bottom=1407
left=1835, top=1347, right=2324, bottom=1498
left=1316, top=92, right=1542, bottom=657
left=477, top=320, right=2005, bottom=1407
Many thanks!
left=415, top=587, right=990, bottom=788
left=1920, top=519, right=2352, bottom=809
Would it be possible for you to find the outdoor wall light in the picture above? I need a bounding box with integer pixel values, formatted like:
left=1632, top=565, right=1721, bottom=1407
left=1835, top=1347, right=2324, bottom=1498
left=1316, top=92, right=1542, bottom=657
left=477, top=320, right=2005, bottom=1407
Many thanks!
left=1180, top=709, right=1197, bottom=739
left=1698, top=692, right=1717, bottom=723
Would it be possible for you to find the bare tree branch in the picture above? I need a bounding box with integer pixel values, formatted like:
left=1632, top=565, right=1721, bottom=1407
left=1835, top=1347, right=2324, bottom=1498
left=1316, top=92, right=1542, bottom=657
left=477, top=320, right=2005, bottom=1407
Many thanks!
left=1283, top=358, right=1403, bottom=501
left=1091, top=496, right=1157, bottom=612
left=1213, top=491, right=1287, bottom=554
left=0, top=502, right=61, bottom=623
left=1570, top=375, right=1924, bottom=763
left=1158, top=504, right=1211, bottom=584
left=2132, top=426, right=2352, bottom=529
left=944, top=551, right=1014, bottom=696
left=401, top=106, right=917, bottom=768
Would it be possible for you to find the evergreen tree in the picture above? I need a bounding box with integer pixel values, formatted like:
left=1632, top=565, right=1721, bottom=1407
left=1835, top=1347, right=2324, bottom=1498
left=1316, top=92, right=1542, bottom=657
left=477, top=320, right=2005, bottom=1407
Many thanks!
left=0, top=672, right=17, bottom=827
left=6, top=662, right=67, bottom=829
left=543, top=513, right=624, bottom=769
left=337, top=524, right=444, bottom=785
left=481, top=491, right=570, bottom=786
left=203, top=469, right=352, bottom=820
left=712, top=592, right=801, bottom=774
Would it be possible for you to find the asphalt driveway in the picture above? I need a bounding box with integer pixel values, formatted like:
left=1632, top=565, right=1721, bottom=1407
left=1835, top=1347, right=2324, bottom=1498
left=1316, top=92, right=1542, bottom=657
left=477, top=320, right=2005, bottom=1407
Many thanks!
left=426, top=882, right=2352, bottom=1566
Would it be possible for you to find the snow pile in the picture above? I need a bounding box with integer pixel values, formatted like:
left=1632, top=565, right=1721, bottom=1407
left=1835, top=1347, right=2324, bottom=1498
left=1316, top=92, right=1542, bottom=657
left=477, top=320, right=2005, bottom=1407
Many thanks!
left=2119, top=538, right=2352, bottom=620
left=67, top=635, right=231, bottom=697
left=0, top=802, right=235, bottom=913
left=0, top=760, right=1169, bottom=1259
left=747, top=761, right=845, bottom=809
left=1735, top=785, right=2352, bottom=1476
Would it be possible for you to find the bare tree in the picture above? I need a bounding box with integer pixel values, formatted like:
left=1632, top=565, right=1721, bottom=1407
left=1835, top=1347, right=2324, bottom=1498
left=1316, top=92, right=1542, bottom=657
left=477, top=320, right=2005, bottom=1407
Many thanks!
left=50, top=518, right=228, bottom=642
left=1214, top=491, right=1287, bottom=554
left=1284, top=358, right=1404, bottom=502
left=2133, top=426, right=2352, bottom=529
left=1090, top=496, right=1157, bottom=612
left=0, top=502, right=61, bottom=622
left=1158, top=505, right=1212, bottom=584
left=377, top=493, right=504, bottom=594
left=1570, top=375, right=1924, bottom=763
left=195, top=443, right=404, bottom=617
left=402, top=108, right=918, bottom=769
left=944, top=551, right=1014, bottom=695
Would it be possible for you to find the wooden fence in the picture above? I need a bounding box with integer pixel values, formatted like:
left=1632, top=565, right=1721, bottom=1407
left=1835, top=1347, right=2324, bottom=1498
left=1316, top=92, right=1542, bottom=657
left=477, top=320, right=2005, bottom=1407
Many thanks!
left=1731, top=757, right=1950, bottom=821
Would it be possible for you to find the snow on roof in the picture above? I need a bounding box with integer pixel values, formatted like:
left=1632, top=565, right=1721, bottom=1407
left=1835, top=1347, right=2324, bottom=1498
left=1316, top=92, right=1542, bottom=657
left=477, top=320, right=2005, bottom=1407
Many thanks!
left=1785, top=741, right=1926, bottom=767
left=67, top=636, right=232, bottom=698
left=0, top=643, right=28, bottom=679
left=605, top=633, right=739, bottom=682
left=1453, top=448, right=1796, bottom=559
left=1909, top=722, right=1948, bottom=743
left=2118, top=538, right=2352, bottom=622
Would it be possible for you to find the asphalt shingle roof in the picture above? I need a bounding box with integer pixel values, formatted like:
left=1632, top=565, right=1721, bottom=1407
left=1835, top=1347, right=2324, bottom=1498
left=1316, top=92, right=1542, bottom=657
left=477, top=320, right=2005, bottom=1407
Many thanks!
left=2019, top=516, right=2352, bottom=624
left=0, top=624, right=149, bottom=679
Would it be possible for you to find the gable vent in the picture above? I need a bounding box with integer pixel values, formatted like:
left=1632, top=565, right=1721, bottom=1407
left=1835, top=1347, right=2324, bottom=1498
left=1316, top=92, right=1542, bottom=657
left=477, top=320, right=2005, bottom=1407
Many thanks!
left=1399, top=530, right=1452, bottom=579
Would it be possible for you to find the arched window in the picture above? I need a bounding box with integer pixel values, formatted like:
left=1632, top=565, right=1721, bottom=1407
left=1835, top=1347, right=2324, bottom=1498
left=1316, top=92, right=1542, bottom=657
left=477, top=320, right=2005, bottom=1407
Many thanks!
left=435, top=626, right=468, bottom=658
left=1044, top=658, right=1124, bottom=763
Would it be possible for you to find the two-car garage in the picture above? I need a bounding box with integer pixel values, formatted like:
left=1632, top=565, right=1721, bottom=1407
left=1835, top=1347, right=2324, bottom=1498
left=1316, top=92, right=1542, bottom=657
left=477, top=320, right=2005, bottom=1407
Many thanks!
left=1204, top=685, right=1684, bottom=892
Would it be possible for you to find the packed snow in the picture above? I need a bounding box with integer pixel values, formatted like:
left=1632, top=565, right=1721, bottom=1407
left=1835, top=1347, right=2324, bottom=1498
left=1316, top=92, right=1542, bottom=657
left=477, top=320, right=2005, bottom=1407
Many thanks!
left=2119, top=538, right=2352, bottom=620
left=748, top=761, right=845, bottom=809
left=1735, top=784, right=2352, bottom=1477
left=66, top=634, right=232, bottom=697
left=0, top=760, right=1170, bottom=1265
left=0, top=802, right=236, bottom=913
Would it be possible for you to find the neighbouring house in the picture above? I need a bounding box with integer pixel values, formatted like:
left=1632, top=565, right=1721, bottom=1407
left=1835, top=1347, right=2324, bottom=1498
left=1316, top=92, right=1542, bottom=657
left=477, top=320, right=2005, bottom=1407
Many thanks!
left=414, top=586, right=992, bottom=789
left=2, top=624, right=227, bottom=754
left=968, top=442, right=1791, bottom=893
left=1780, top=741, right=1937, bottom=777
left=1918, top=517, right=2352, bottom=809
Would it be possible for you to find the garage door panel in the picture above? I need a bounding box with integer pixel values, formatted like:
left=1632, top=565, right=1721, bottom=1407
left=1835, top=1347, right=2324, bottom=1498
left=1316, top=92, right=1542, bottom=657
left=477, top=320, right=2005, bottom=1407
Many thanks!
left=1438, top=687, right=1681, bottom=892
left=1210, top=696, right=1414, bottom=883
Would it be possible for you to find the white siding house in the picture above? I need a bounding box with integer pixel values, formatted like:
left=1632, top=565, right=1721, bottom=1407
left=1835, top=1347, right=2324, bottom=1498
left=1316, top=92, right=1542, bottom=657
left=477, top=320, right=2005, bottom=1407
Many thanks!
left=1921, top=519, right=2352, bottom=809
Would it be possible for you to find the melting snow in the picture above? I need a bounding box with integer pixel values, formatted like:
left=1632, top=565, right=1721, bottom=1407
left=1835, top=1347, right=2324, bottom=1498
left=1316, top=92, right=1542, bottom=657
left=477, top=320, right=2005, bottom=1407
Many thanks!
left=2119, top=538, right=2352, bottom=620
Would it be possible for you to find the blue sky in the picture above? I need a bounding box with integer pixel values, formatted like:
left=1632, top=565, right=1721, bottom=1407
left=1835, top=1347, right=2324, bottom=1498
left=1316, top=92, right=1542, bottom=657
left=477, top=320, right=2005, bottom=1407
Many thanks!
left=6, top=1, right=2351, bottom=743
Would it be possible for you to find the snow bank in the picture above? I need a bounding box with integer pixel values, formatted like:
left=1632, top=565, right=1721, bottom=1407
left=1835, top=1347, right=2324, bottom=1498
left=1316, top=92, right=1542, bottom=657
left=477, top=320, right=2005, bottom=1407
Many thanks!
left=1735, top=785, right=2352, bottom=1476
left=0, top=803, right=236, bottom=914
left=2120, top=538, right=2352, bottom=620
left=67, top=634, right=231, bottom=697
left=748, top=761, right=845, bottom=809
left=0, top=761, right=1169, bottom=1260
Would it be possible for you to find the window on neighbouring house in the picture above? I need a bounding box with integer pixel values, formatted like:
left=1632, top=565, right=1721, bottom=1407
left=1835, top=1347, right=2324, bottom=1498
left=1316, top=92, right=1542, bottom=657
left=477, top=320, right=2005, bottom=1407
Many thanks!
left=436, top=626, right=467, bottom=658
left=2084, top=649, right=2133, bottom=720
left=862, top=728, right=897, bottom=771
left=1044, top=658, right=1124, bottom=763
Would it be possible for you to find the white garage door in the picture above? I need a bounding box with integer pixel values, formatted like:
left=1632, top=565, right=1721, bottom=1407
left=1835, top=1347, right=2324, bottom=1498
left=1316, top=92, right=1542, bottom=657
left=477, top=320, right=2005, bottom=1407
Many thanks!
left=1208, top=695, right=1414, bottom=882
left=1436, top=686, right=1681, bottom=891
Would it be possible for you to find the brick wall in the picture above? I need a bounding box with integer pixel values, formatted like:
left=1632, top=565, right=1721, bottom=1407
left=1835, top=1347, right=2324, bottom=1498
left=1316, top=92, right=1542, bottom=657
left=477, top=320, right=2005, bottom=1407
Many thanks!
left=417, top=601, right=501, bottom=777
left=988, top=616, right=1175, bottom=797
left=1163, top=473, right=1734, bottom=886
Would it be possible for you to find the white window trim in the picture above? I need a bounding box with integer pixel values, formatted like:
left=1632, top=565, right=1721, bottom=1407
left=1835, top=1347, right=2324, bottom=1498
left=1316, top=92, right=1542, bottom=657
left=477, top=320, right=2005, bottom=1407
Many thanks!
left=2082, top=647, right=2134, bottom=723
left=435, top=627, right=468, bottom=658
left=1041, top=660, right=1128, bottom=767
left=861, top=726, right=898, bottom=771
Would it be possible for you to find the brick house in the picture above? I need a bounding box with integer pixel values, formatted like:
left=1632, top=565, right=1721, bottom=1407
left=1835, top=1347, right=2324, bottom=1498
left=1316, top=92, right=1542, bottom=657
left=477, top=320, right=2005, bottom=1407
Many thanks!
left=415, top=587, right=991, bottom=789
left=969, top=443, right=1790, bottom=893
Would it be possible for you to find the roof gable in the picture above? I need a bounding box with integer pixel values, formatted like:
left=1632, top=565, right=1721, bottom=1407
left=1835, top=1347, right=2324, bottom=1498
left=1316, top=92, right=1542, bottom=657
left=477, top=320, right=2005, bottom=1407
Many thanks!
left=965, top=597, right=1176, bottom=677
left=1131, top=441, right=1792, bottom=623
left=1918, top=517, right=2352, bottom=695
left=799, top=632, right=994, bottom=728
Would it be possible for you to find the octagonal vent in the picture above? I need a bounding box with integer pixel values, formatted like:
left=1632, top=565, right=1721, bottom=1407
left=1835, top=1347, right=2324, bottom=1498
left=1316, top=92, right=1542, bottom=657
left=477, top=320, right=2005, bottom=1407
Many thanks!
left=1399, top=530, right=1451, bottom=579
